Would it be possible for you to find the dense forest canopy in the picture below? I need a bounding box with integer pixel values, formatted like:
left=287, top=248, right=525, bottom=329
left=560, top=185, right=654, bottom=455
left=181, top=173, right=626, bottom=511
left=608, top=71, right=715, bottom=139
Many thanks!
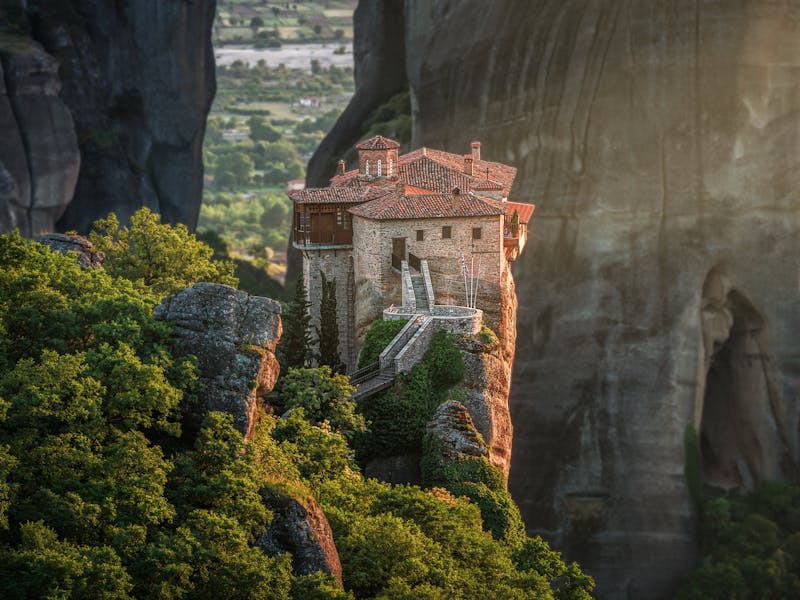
left=0, top=220, right=594, bottom=598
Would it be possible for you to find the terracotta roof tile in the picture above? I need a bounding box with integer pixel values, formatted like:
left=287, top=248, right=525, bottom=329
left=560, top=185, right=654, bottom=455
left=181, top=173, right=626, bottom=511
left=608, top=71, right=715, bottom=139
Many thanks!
left=349, top=191, right=504, bottom=220
left=472, top=178, right=503, bottom=191
left=289, top=183, right=395, bottom=205
left=355, top=135, right=401, bottom=150
left=504, top=201, right=535, bottom=224
left=404, top=184, right=435, bottom=195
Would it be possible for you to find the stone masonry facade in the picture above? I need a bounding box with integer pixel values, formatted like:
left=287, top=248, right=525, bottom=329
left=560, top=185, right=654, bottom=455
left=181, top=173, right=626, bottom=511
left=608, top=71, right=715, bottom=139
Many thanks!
left=290, top=135, right=533, bottom=372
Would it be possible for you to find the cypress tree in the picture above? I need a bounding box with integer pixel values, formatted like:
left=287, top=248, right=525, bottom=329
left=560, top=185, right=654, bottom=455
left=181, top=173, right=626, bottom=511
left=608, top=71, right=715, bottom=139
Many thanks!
left=316, top=271, right=344, bottom=373
left=277, top=270, right=312, bottom=368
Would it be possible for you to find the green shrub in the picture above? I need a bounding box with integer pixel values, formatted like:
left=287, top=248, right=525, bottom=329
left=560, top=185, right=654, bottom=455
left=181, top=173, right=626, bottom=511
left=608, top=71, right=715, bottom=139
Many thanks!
left=447, top=481, right=526, bottom=545
left=272, top=366, right=364, bottom=440
left=478, top=323, right=498, bottom=345
left=427, top=330, right=464, bottom=390
left=358, top=319, right=408, bottom=368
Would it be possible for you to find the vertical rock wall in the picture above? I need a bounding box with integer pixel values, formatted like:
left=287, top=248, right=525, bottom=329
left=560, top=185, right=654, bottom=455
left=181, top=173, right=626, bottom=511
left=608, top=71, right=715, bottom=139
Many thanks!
left=0, top=36, right=80, bottom=235
left=0, top=0, right=216, bottom=235
left=400, top=2, right=800, bottom=597
left=315, top=1, right=800, bottom=597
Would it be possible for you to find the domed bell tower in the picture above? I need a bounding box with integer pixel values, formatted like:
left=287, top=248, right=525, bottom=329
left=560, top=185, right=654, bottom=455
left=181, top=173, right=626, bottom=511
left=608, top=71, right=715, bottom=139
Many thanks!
left=356, top=135, right=400, bottom=179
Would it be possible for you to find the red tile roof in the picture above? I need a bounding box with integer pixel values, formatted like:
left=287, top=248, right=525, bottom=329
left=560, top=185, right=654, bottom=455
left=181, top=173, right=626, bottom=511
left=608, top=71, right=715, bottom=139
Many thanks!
left=289, top=183, right=395, bottom=205
left=349, top=191, right=504, bottom=220
left=355, top=135, right=401, bottom=150
left=472, top=178, right=503, bottom=191
left=403, top=184, right=435, bottom=195
left=330, top=144, right=517, bottom=197
left=505, top=201, right=535, bottom=224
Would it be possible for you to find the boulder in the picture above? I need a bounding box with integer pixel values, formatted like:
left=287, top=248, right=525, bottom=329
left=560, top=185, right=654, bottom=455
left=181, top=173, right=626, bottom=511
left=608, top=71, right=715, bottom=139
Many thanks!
left=154, top=283, right=282, bottom=439
left=426, top=399, right=489, bottom=460
left=258, top=491, right=344, bottom=588
left=38, top=233, right=103, bottom=269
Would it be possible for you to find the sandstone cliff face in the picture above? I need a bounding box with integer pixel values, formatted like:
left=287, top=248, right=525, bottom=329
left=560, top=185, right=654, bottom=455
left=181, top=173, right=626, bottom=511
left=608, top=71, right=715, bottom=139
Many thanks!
left=319, top=2, right=800, bottom=597
left=258, top=492, right=344, bottom=588
left=457, top=329, right=513, bottom=478
left=0, top=0, right=215, bottom=235
left=155, top=283, right=282, bottom=440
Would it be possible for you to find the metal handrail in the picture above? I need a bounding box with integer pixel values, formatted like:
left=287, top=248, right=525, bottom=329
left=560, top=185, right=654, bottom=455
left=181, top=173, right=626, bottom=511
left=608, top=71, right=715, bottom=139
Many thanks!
left=350, top=361, right=379, bottom=385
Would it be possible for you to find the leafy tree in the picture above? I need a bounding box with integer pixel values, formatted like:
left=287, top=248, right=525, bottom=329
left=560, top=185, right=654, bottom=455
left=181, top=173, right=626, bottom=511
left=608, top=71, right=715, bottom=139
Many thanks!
left=315, top=272, right=343, bottom=373
left=272, top=409, right=356, bottom=483
left=357, top=318, right=407, bottom=368
left=248, top=115, right=282, bottom=142
left=677, top=482, right=800, bottom=599
left=215, top=151, right=255, bottom=188
left=277, top=270, right=312, bottom=369
left=273, top=366, right=363, bottom=439
left=89, top=207, right=237, bottom=298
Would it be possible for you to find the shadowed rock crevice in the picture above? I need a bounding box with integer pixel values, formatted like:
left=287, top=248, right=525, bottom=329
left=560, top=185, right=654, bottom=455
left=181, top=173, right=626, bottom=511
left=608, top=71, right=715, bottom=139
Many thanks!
left=0, top=0, right=217, bottom=236
left=698, top=270, right=790, bottom=492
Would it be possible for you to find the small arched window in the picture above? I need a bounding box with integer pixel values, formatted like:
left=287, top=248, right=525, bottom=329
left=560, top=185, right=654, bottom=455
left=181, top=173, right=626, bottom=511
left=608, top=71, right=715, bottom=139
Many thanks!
left=365, top=159, right=370, bottom=175
left=377, top=159, right=382, bottom=176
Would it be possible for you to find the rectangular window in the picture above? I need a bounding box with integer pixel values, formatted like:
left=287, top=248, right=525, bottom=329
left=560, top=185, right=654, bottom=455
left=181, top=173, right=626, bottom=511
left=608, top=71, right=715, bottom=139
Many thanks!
left=416, top=229, right=424, bottom=241
left=442, top=226, right=452, bottom=239
left=336, top=210, right=352, bottom=230
left=472, top=227, right=482, bottom=240
left=296, top=211, right=310, bottom=232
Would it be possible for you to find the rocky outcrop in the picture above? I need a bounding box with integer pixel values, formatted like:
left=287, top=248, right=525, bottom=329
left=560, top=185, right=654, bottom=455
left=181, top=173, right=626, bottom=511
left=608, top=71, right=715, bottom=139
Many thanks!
left=321, top=2, right=800, bottom=597
left=0, top=1, right=216, bottom=236
left=0, top=36, right=80, bottom=236
left=38, top=232, right=103, bottom=269
left=258, top=491, right=344, bottom=588
left=457, top=332, right=513, bottom=478
left=426, top=399, right=489, bottom=461
left=154, top=283, right=281, bottom=440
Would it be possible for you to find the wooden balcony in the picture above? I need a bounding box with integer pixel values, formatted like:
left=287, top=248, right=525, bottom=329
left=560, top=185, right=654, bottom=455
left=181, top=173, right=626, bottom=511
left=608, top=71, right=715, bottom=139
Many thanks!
left=294, top=229, right=353, bottom=247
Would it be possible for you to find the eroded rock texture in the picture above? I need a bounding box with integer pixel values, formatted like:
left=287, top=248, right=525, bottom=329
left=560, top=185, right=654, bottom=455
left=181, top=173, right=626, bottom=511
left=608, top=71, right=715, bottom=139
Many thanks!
left=38, top=232, right=103, bottom=269
left=155, top=283, right=282, bottom=440
left=258, top=492, right=344, bottom=588
left=319, top=1, right=800, bottom=597
left=0, top=37, right=80, bottom=235
left=0, top=0, right=216, bottom=235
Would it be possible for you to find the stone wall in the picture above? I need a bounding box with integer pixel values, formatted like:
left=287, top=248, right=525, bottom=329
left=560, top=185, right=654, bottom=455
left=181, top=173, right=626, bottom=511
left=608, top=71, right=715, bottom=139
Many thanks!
left=388, top=308, right=483, bottom=374
left=353, top=212, right=503, bottom=329
left=303, top=249, right=356, bottom=370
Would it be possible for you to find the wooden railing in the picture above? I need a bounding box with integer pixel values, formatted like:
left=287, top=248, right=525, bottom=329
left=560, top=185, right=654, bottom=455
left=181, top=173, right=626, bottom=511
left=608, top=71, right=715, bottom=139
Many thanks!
left=294, top=229, right=353, bottom=246
left=408, top=252, right=421, bottom=271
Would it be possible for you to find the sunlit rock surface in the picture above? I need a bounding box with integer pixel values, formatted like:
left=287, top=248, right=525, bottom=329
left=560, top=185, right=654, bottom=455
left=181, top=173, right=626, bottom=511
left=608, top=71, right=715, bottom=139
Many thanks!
left=258, top=492, right=344, bottom=588
left=155, top=283, right=282, bottom=440
left=318, top=1, right=800, bottom=597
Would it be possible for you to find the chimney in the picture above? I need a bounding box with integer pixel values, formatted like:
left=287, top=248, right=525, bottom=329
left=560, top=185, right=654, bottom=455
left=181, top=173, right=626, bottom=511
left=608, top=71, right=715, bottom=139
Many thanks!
left=471, top=141, right=481, bottom=161
left=337, top=160, right=346, bottom=175
left=464, top=155, right=473, bottom=176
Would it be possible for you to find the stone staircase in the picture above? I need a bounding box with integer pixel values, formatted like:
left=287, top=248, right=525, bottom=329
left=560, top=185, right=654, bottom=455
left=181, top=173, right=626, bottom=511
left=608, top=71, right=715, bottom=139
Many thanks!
left=411, top=274, right=429, bottom=312
left=351, top=315, right=426, bottom=401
